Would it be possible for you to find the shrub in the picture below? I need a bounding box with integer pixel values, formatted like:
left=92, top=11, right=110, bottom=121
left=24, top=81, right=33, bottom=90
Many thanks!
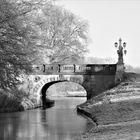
left=0, top=90, right=24, bottom=112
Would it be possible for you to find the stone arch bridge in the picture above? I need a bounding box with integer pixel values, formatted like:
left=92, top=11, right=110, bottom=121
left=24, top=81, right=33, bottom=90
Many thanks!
left=24, top=63, right=124, bottom=105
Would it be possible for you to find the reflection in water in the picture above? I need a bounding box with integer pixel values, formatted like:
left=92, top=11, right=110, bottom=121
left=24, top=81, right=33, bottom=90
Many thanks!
left=0, top=97, right=93, bottom=140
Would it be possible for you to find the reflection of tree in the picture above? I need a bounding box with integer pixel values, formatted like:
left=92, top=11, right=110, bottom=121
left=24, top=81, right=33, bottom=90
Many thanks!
left=0, top=113, right=21, bottom=140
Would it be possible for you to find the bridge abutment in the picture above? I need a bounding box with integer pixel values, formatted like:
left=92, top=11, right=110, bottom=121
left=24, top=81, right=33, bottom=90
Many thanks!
left=82, top=74, right=116, bottom=100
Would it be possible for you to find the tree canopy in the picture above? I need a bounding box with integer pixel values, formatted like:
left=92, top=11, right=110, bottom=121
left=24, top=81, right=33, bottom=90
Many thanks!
left=0, top=0, right=89, bottom=90
left=26, top=2, right=89, bottom=64
left=0, top=0, right=44, bottom=89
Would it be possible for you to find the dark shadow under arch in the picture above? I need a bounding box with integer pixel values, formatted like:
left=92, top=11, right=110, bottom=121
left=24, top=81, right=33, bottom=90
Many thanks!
left=41, top=81, right=63, bottom=108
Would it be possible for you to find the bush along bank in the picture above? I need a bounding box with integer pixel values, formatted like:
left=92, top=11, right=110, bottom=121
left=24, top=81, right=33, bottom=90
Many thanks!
left=0, top=92, right=24, bottom=113
left=0, top=89, right=41, bottom=113
left=77, top=73, right=140, bottom=126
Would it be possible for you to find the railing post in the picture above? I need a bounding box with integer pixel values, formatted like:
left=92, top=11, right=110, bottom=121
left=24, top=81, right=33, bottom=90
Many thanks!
left=58, top=64, right=61, bottom=73
left=73, top=64, right=76, bottom=72
left=43, top=64, right=45, bottom=72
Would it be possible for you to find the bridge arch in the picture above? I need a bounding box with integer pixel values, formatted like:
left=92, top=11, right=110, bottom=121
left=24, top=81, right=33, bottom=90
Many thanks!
left=40, top=80, right=87, bottom=107
left=30, top=75, right=87, bottom=104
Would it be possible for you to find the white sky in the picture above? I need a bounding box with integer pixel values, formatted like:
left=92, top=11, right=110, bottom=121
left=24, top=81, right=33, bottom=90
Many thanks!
left=57, top=0, right=140, bottom=67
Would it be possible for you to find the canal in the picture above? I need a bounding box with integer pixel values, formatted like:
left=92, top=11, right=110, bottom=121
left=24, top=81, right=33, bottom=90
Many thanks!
left=0, top=97, right=94, bottom=140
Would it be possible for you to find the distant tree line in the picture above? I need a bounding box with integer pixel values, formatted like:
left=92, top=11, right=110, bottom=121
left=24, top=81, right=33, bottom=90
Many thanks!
left=84, top=57, right=116, bottom=64
left=125, top=64, right=140, bottom=73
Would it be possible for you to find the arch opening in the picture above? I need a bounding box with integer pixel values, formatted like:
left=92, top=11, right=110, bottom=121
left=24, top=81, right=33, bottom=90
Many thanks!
left=41, top=81, right=62, bottom=108
left=40, top=81, right=87, bottom=109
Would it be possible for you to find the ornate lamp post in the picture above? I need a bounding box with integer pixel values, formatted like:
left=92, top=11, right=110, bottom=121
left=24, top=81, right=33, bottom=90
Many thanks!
left=114, top=38, right=127, bottom=64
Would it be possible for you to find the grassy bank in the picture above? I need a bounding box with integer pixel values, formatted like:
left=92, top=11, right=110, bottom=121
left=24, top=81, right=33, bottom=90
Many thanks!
left=76, top=73, right=140, bottom=139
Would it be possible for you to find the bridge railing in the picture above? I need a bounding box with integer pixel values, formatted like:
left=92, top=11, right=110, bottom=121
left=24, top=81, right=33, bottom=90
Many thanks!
left=31, top=64, right=117, bottom=75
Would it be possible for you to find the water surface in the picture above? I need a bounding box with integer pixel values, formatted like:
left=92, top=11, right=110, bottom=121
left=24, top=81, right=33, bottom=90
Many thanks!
left=0, top=97, right=93, bottom=140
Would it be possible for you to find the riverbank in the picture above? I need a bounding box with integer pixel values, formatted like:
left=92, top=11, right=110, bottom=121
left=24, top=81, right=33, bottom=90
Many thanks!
left=0, top=89, right=41, bottom=113
left=77, top=72, right=140, bottom=140
left=0, top=93, right=24, bottom=113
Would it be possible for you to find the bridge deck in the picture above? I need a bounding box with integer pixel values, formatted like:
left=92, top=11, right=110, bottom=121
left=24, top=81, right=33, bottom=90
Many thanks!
left=32, top=64, right=117, bottom=75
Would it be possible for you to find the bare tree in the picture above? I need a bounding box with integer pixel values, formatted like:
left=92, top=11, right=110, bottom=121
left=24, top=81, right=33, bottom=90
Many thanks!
left=30, top=2, right=89, bottom=64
